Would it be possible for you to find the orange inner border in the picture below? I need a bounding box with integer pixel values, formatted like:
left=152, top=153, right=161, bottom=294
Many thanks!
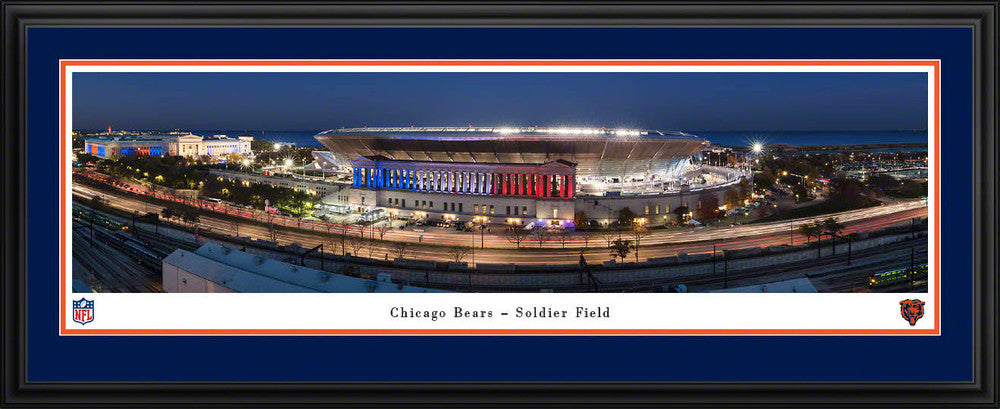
left=59, top=60, right=942, bottom=335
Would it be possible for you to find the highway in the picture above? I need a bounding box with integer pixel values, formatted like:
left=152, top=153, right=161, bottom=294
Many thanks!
left=72, top=179, right=929, bottom=265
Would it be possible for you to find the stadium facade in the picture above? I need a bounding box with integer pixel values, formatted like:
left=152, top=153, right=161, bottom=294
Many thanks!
left=315, top=127, right=748, bottom=227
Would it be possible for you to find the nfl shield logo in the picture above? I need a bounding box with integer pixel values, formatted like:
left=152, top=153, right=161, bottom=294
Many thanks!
left=72, top=298, right=94, bottom=325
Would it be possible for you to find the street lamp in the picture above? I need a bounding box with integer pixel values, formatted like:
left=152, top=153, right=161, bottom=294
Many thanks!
left=749, top=142, right=764, bottom=199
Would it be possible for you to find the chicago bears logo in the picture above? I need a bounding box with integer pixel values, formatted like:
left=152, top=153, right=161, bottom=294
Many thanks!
left=72, top=298, right=94, bottom=325
left=899, top=299, right=924, bottom=326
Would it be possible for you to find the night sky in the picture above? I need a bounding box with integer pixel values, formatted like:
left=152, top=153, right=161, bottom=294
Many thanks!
left=72, top=72, right=928, bottom=132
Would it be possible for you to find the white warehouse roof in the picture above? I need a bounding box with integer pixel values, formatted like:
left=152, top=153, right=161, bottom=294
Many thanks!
left=163, top=242, right=446, bottom=293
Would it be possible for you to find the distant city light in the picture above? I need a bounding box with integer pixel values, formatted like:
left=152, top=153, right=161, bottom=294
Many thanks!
left=752, top=142, right=764, bottom=154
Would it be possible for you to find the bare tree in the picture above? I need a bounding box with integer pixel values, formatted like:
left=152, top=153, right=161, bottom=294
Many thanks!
left=346, top=233, right=365, bottom=257
left=553, top=228, right=570, bottom=248
left=600, top=230, right=619, bottom=250
left=503, top=226, right=530, bottom=249
left=265, top=216, right=280, bottom=243
left=532, top=227, right=549, bottom=248
left=631, top=225, right=651, bottom=263
left=448, top=245, right=471, bottom=263
left=392, top=242, right=410, bottom=260
left=365, top=237, right=379, bottom=259
left=335, top=223, right=349, bottom=255
left=580, top=229, right=594, bottom=251
left=376, top=222, right=392, bottom=242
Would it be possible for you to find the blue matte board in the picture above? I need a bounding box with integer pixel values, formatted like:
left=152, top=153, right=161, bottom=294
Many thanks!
left=26, top=27, right=973, bottom=382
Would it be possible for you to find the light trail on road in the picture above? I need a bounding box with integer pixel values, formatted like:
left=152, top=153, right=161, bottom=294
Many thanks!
left=73, top=181, right=928, bottom=265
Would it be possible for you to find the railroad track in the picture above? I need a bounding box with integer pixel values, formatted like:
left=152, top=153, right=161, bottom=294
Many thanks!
left=446, top=238, right=929, bottom=293
left=71, top=220, right=163, bottom=293
left=815, top=249, right=928, bottom=292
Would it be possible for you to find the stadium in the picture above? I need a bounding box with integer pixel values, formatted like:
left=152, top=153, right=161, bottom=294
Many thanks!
left=314, top=127, right=748, bottom=227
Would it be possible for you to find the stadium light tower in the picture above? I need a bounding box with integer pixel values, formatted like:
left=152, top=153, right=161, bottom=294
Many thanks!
left=748, top=141, right=765, bottom=199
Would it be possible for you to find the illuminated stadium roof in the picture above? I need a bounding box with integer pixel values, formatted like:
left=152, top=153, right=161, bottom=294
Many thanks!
left=314, top=127, right=709, bottom=178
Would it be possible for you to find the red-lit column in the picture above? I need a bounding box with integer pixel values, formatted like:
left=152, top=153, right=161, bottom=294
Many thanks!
left=542, top=175, right=550, bottom=198
left=567, top=175, right=574, bottom=198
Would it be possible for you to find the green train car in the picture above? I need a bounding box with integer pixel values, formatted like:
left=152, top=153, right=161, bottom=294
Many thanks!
left=868, top=264, right=928, bottom=287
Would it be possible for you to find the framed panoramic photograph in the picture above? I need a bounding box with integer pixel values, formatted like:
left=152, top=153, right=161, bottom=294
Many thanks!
left=3, top=2, right=996, bottom=408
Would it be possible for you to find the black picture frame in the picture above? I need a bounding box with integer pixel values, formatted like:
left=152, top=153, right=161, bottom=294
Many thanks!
left=2, top=1, right=996, bottom=407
